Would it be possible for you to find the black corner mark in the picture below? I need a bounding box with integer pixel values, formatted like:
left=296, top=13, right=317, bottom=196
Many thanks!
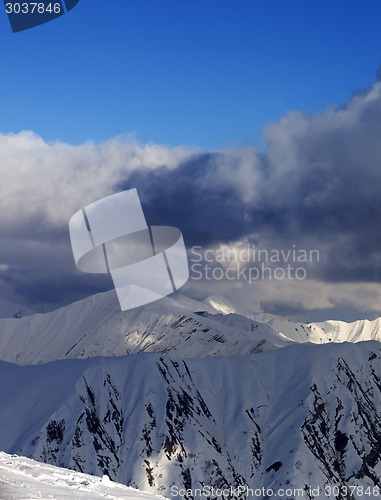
left=4, top=0, right=80, bottom=33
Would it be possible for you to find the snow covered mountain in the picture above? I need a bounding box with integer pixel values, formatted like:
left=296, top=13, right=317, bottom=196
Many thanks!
left=258, top=315, right=381, bottom=344
left=1, top=290, right=381, bottom=367
left=0, top=451, right=165, bottom=500
left=0, top=291, right=291, bottom=365
left=1, top=342, right=381, bottom=499
left=207, top=295, right=381, bottom=344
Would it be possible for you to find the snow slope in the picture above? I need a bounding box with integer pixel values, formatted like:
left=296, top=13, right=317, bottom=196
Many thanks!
left=1, top=342, right=381, bottom=499
left=0, top=451, right=165, bottom=500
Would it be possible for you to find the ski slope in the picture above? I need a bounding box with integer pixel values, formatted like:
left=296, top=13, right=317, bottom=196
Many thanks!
left=0, top=452, right=165, bottom=500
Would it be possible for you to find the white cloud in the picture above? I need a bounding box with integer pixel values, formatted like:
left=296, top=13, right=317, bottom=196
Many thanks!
left=0, top=131, right=193, bottom=230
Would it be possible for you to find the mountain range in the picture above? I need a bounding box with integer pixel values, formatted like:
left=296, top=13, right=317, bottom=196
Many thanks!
left=1, top=291, right=381, bottom=499
left=1, top=290, right=381, bottom=366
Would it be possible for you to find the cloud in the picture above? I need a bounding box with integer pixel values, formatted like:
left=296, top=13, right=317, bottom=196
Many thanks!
left=0, top=132, right=193, bottom=306
left=128, top=81, right=381, bottom=289
left=0, top=131, right=192, bottom=232
left=2, top=77, right=381, bottom=317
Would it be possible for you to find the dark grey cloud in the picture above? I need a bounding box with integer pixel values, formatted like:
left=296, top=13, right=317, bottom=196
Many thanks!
left=116, top=80, right=381, bottom=288
left=121, top=153, right=258, bottom=245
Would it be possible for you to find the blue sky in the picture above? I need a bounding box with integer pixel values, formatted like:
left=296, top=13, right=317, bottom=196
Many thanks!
left=1, top=0, right=381, bottom=149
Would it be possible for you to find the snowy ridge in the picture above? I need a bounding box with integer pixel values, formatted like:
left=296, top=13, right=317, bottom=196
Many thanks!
left=2, top=291, right=381, bottom=367
left=1, top=342, right=381, bottom=498
left=0, top=291, right=290, bottom=365
left=0, top=451, right=165, bottom=500
left=0, top=299, right=33, bottom=320
left=258, top=316, right=381, bottom=344
left=207, top=294, right=381, bottom=344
